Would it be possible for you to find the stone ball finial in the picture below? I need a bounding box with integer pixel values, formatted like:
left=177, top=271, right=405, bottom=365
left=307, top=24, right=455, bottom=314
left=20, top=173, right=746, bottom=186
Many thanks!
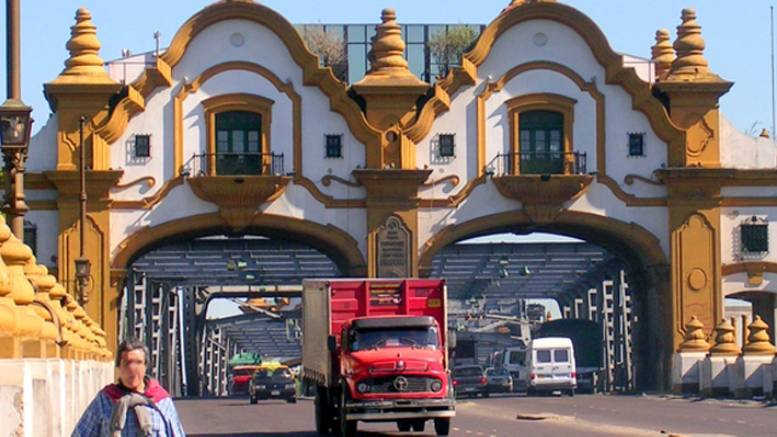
left=709, top=318, right=740, bottom=355
left=62, top=7, right=108, bottom=76
left=743, top=315, right=776, bottom=355
left=669, top=8, right=710, bottom=78
left=651, top=28, right=675, bottom=80
left=678, top=315, right=710, bottom=352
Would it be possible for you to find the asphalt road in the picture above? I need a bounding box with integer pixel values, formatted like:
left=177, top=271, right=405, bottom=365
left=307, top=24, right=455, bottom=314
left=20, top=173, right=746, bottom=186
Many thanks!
left=177, top=393, right=777, bottom=437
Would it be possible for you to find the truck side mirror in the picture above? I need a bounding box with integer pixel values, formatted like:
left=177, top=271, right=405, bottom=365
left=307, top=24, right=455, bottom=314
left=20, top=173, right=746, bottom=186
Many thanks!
left=447, top=329, right=457, bottom=350
left=327, top=335, right=337, bottom=352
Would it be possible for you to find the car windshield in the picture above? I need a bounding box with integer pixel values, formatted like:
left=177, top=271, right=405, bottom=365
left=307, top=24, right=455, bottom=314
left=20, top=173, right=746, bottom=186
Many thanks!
left=455, top=366, right=483, bottom=376
left=350, top=326, right=439, bottom=351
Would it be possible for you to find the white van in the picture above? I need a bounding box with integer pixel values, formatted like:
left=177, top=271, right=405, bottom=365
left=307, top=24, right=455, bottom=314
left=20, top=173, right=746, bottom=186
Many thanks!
left=500, top=346, right=527, bottom=391
left=526, top=337, right=576, bottom=396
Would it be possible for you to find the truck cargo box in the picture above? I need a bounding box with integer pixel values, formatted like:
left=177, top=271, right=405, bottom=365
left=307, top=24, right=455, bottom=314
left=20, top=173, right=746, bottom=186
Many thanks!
left=302, top=278, right=447, bottom=387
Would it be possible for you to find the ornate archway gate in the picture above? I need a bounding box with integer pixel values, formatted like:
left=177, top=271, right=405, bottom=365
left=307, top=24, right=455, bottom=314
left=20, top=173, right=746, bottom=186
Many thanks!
left=24, top=1, right=777, bottom=391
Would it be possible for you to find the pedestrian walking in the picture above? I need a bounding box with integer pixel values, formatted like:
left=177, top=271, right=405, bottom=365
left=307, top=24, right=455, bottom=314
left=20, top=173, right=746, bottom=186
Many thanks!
left=73, top=339, right=186, bottom=436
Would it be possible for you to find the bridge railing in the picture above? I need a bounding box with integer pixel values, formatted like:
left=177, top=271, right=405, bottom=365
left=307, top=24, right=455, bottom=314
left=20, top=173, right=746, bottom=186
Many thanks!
left=0, top=215, right=112, bottom=436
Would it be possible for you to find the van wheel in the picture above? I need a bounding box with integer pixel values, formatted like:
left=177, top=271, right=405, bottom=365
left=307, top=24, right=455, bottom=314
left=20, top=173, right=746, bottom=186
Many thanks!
left=434, top=418, right=451, bottom=436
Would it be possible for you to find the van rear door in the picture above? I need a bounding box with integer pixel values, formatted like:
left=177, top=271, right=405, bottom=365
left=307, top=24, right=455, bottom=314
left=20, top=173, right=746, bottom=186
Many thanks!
left=551, top=348, right=574, bottom=384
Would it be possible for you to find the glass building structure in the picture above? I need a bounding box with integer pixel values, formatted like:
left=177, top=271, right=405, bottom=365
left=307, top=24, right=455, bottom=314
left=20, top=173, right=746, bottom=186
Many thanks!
left=296, top=23, right=486, bottom=84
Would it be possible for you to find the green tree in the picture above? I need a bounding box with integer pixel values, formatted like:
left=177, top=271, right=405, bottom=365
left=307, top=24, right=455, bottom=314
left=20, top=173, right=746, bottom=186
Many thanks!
left=428, top=26, right=478, bottom=79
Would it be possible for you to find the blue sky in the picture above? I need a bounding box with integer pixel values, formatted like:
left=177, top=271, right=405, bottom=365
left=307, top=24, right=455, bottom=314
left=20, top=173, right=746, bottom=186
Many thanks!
left=0, top=1, right=774, bottom=136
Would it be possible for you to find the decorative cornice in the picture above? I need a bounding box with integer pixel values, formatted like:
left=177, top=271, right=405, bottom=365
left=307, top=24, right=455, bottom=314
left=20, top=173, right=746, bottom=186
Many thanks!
left=114, top=176, right=156, bottom=191
left=321, top=175, right=362, bottom=188
left=111, top=177, right=184, bottom=210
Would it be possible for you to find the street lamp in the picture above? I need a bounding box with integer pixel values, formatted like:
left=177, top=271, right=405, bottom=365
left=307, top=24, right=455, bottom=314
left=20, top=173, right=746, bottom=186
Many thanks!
left=76, top=115, right=91, bottom=305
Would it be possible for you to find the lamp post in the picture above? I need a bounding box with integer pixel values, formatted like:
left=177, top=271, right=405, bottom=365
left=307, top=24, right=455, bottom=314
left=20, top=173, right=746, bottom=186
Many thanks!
left=0, top=0, right=33, bottom=240
left=76, top=115, right=91, bottom=305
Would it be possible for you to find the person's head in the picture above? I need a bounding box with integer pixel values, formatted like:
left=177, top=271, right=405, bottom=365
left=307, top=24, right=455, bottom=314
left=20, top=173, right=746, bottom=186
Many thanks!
left=116, top=339, right=149, bottom=391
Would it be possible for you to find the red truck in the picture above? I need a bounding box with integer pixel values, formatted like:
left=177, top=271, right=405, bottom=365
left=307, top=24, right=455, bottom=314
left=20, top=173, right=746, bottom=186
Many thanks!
left=302, top=279, right=455, bottom=436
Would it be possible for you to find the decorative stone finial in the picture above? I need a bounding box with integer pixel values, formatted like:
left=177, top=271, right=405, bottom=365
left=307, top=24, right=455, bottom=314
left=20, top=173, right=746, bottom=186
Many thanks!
left=743, top=315, right=776, bottom=355
left=62, top=8, right=108, bottom=76
left=678, top=315, right=710, bottom=352
left=0, top=217, right=17, bottom=335
left=25, top=260, right=58, bottom=345
left=709, top=318, right=740, bottom=355
left=651, top=29, right=675, bottom=80
left=666, top=8, right=721, bottom=81
left=370, top=9, right=409, bottom=73
left=759, top=128, right=770, bottom=139
left=0, top=233, right=42, bottom=339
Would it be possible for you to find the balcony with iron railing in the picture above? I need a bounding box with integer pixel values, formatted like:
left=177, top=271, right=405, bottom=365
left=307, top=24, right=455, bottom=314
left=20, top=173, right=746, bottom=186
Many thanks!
left=487, top=150, right=593, bottom=222
left=182, top=152, right=290, bottom=229
left=183, top=152, right=285, bottom=177
left=489, top=151, right=587, bottom=177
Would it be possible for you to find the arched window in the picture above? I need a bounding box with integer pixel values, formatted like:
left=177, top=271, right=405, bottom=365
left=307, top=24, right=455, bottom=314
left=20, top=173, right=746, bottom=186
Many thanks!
left=215, top=111, right=262, bottom=175
left=203, top=94, right=273, bottom=176
left=506, top=93, right=576, bottom=175
left=519, top=110, right=564, bottom=174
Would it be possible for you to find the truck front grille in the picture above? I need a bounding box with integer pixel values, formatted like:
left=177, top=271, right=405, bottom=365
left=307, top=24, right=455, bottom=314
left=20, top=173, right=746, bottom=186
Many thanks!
left=362, top=376, right=435, bottom=393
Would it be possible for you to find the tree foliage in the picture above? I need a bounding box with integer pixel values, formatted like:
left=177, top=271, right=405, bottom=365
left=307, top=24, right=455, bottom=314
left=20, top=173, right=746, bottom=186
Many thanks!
left=428, top=26, right=478, bottom=79
left=300, top=27, right=347, bottom=82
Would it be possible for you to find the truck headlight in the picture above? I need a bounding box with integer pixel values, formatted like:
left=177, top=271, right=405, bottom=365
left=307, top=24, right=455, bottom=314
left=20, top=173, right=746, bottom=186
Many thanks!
left=430, top=380, right=443, bottom=392
left=357, top=382, right=370, bottom=393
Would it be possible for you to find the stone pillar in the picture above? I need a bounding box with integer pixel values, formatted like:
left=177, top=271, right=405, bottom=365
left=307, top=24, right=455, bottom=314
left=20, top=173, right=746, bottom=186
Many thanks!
left=702, top=318, right=741, bottom=397
left=740, top=316, right=775, bottom=397
left=672, top=316, right=710, bottom=393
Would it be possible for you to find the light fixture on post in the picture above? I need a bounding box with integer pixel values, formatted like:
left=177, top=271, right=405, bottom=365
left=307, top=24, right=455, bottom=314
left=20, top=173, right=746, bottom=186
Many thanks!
left=1, top=0, right=34, bottom=240
left=76, top=115, right=90, bottom=305
left=75, top=256, right=91, bottom=305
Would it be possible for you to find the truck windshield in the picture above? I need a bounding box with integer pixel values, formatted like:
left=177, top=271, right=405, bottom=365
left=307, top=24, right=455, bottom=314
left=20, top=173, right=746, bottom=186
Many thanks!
left=350, top=326, right=439, bottom=351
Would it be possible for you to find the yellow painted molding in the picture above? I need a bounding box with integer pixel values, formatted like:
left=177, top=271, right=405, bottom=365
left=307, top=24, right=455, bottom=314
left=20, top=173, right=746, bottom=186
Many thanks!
left=292, top=177, right=366, bottom=209
left=115, top=176, right=156, bottom=191
left=112, top=177, right=184, bottom=210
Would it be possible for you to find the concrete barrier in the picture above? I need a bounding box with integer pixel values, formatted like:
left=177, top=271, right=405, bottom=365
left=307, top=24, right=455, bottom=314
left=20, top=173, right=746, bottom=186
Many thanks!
left=0, top=359, right=113, bottom=437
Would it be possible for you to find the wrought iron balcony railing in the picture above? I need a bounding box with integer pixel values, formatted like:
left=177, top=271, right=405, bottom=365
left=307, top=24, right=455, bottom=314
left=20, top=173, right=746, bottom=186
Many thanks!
left=488, top=151, right=587, bottom=176
left=183, top=152, right=285, bottom=177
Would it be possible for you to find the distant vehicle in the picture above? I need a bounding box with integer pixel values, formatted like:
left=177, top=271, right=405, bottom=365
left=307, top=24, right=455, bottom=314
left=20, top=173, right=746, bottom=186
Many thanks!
left=498, top=345, right=527, bottom=391
left=229, top=365, right=263, bottom=396
left=485, top=367, right=513, bottom=394
left=228, top=352, right=262, bottom=396
left=452, top=365, right=488, bottom=398
left=535, top=319, right=603, bottom=393
left=249, top=365, right=297, bottom=404
left=525, top=337, right=576, bottom=396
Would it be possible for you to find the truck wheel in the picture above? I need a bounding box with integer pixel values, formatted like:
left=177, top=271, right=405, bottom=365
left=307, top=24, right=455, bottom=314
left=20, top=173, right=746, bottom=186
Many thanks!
left=339, top=383, right=357, bottom=437
left=397, top=420, right=411, bottom=432
left=411, top=420, right=425, bottom=432
left=434, top=418, right=451, bottom=436
left=314, top=388, right=331, bottom=434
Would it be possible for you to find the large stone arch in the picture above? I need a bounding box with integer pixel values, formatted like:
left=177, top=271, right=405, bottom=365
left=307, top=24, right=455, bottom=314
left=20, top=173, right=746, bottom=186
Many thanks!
left=419, top=209, right=671, bottom=389
left=111, top=212, right=367, bottom=277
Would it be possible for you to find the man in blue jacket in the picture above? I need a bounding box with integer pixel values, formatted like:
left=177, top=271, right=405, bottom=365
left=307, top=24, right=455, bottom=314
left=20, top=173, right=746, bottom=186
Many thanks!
left=73, top=339, right=186, bottom=436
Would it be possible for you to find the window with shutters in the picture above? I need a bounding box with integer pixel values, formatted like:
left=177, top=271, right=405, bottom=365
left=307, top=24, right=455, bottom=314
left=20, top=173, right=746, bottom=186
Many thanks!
left=741, top=217, right=768, bottom=253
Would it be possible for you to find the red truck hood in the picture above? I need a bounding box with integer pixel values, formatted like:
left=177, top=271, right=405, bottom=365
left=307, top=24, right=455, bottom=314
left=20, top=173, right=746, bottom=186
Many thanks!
left=348, top=347, right=445, bottom=374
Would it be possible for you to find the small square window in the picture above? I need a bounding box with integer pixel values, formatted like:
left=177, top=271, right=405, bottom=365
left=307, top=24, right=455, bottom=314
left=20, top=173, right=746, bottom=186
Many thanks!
left=628, top=133, right=645, bottom=157
left=741, top=217, right=769, bottom=253
left=325, top=134, right=343, bottom=158
left=135, top=134, right=151, bottom=158
left=439, top=134, right=455, bottom=157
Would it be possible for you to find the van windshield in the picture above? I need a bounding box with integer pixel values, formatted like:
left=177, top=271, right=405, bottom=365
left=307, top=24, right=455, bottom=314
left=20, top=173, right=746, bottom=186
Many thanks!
left=350, top=326, right=439, bottom=351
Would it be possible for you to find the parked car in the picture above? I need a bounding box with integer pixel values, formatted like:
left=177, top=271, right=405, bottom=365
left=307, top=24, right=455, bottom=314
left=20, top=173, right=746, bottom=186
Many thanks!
left=249, top=365, right=297, bottom=404
left=485, top=367, right=513, bottom=394
left=453, top=365, right=488, bottom=398
left=525, top=337, right=577, bottom=396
